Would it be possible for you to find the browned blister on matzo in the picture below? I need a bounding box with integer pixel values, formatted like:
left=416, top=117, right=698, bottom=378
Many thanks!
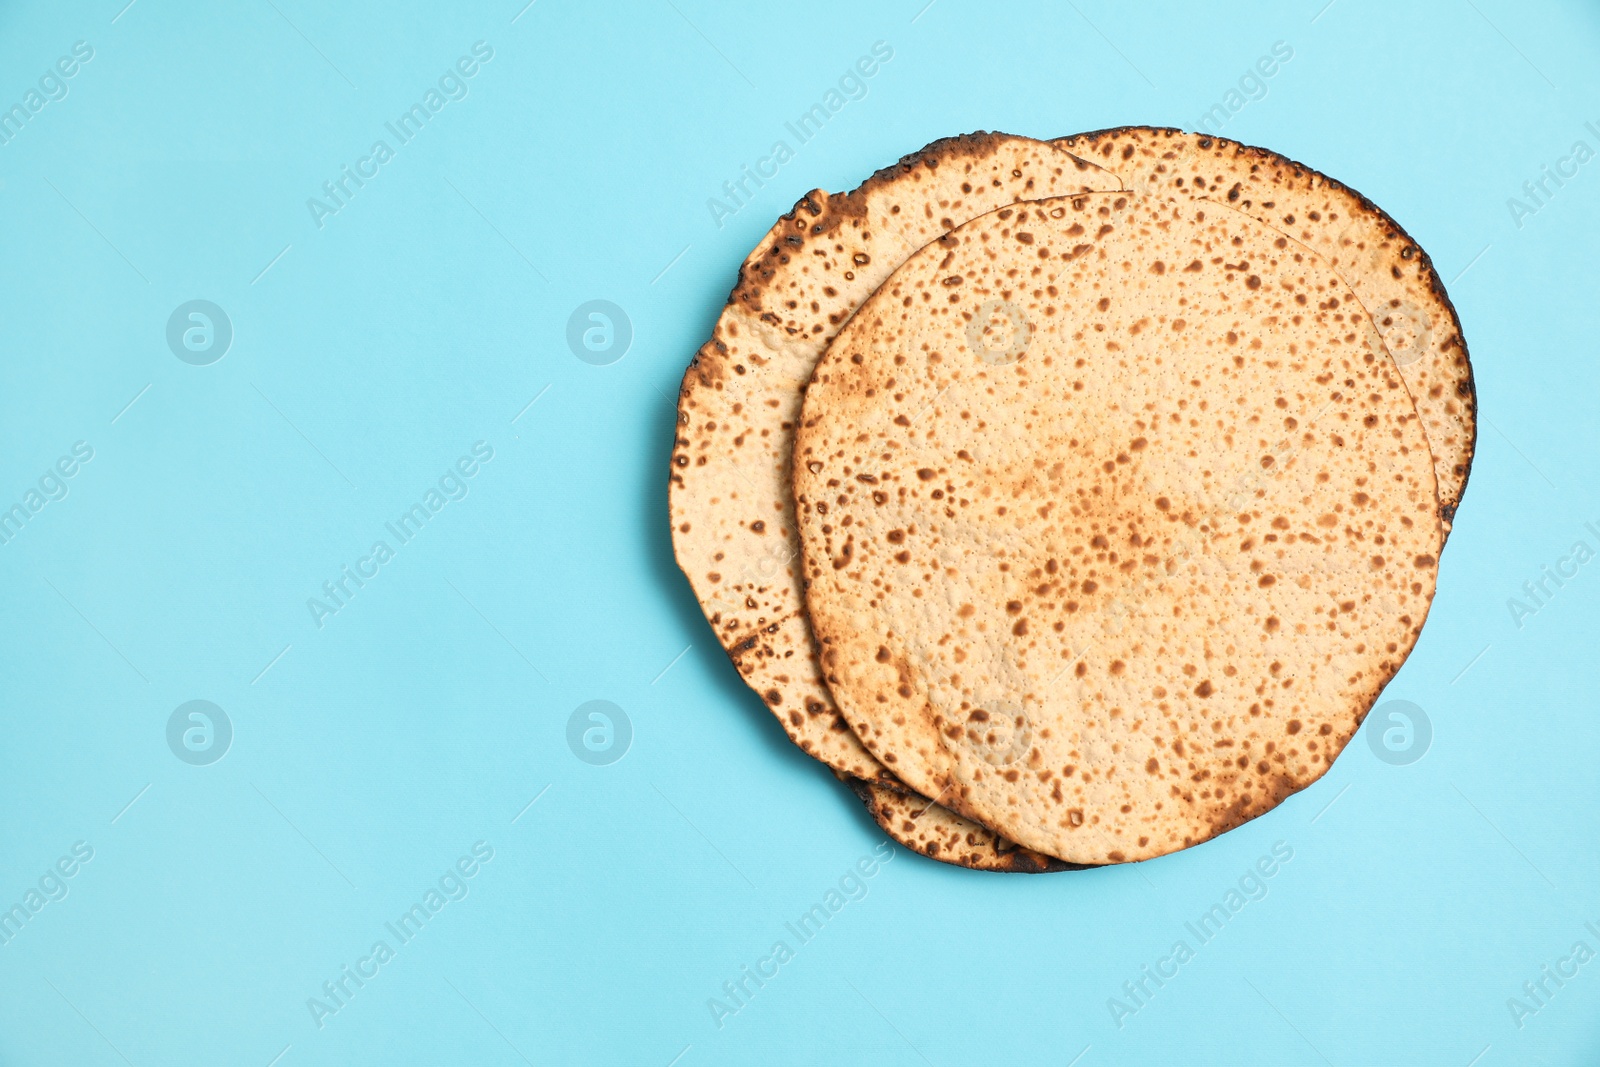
left=1057, top=127, right=1474, bottom=526
left=794, top=192, right=1441, bottom=864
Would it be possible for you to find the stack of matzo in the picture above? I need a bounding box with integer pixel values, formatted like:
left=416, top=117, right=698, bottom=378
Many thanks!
left=671, top=128, right=1473, bottom=870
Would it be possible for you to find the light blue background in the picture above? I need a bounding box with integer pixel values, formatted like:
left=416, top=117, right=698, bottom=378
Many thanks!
left=1, top=0, right=1596, bottom=1063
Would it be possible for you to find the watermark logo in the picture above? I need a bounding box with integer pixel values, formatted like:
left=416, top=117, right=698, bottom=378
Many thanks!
left=1109, top=841, right=1294, bottom=1028
left=1507, top=121, right=1599, bottom=230
left=1365, top=699, right=1430, bottom=766
left=1508, top=924, right=1600, bottom=1030
left=0, top=40, right=94, bottom=149
left=964, top=699, right=1031, bottom=766
left=1507, top=521, right=1600, bottom=630
left=166, top=700, right=232, bottom=766
left=965, top=299, right=1031, bottom=366
left=308, top=441, right=495, bottom=630
left=708, top=842, right=895, bottom=1029
left=0, top=440, right=94, bottom=547
left=0, top=841, right=94, bottom=948
left=1375, top=300, right=1432, bottom=368
left=566, top=300, right=632, bottom=366
left=307, top=41, right=494, bottom=230
left=306, top=841, right=494, bottom=1030
left=1194, top=40, right=1294, bottom=136
left=706, top=41, right=894, bottom=230
left=566, top=700, right=631, bottom=765
left=166, top=300, right=233, bottom=365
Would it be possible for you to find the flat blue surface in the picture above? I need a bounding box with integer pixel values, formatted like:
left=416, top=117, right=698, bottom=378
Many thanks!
left=1, top=1, right=1597, bottom=1064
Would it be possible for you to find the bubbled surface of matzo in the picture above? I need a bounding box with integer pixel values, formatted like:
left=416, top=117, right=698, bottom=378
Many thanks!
left=794, top=192, right=1441, bottom=864
left=1058, top=126, right=1474, bottom=526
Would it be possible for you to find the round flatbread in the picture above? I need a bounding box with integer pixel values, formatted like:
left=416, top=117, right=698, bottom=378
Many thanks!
left=794, top=192, right=1442, bottom=864
left=1056, top=127, right=1475, bottom=526
left=670, top=133, right=1121, bottom=870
